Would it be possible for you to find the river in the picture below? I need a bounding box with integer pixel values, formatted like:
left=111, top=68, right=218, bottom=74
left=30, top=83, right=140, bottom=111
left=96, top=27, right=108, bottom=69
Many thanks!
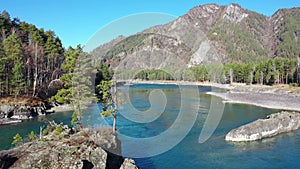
left=0, top=84, right=299, bottom=169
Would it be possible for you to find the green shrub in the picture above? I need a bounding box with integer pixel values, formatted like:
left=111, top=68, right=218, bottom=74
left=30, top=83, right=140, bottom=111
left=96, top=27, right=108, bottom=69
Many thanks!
left=54, top=125, right=63, bottom=135
left=74, top=146, right=79, bottom=152
left=101, top=109, right=113, bottom=117
left=28, top=131, right=36, bottom=141
left=12, top=133, right=23, bottom=145
left=289, top=83, right=299, bottom=87
left=42, top=125, right=51, bottom=136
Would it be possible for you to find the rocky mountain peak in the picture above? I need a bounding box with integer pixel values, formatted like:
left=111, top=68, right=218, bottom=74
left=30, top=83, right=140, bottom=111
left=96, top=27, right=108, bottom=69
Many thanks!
left=181, top=3, right=224, bottom=32
left=91, top=4, right=300, bottom=70
left=187, top=4, right=221, bottom=19
left=223, top=3, right=249, bottom=23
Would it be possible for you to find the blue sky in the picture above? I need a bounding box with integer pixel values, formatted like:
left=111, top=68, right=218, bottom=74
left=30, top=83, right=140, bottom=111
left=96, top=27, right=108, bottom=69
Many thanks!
left=1, top=0, right=300, bottom=49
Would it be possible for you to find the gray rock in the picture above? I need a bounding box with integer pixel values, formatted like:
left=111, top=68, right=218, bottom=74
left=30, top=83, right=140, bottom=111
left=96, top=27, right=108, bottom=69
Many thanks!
left=0, top=96, right=56, bottom=125
left=0, top=104, right=52, bottom=124
left=48, top=79, right=63, bottom=97
left=120, top=158, right=139, bottom=169
left=0, top=105, right=15, bottom=118
left=0, top=127, right=139, bottom=169
left=225, top=111, right=300, bottom=142
left=50, top=104, right=73, bottom=113
left=0, top=119, right=22, bottom=125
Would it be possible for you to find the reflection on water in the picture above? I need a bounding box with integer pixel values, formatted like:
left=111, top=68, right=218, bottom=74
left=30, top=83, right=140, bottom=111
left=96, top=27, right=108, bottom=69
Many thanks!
left=231, top=130, right=300, bottom=152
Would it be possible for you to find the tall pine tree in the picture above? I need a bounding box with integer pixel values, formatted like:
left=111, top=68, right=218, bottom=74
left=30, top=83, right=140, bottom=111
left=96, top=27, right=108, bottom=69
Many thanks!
left=3, top=32, right=25, bottom=96
left=0, top=42, right=5, bottom=95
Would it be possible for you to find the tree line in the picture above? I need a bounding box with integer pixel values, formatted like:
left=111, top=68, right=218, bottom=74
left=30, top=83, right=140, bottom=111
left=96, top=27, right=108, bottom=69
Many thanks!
left=132, top=58, right=300, bottom=86
left=0, top=10, right=64, bottom=97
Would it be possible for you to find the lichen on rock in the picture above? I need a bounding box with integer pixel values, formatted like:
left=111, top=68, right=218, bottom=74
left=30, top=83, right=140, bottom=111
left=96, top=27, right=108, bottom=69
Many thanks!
left=0, top=124, right=139, bottom=169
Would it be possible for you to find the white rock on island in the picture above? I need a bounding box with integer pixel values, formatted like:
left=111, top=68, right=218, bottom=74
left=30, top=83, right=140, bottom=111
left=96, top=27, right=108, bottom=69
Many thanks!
left=225, top=111, right=300, bottom=142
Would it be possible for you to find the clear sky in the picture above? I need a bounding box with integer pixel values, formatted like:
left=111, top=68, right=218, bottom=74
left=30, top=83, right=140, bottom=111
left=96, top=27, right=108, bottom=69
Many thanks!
left=1, top=0, right=300, bottom=49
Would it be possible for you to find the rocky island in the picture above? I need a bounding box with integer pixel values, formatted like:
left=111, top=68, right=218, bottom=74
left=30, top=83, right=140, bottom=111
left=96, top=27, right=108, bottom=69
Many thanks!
left=225, top=111, right=300, bottom=142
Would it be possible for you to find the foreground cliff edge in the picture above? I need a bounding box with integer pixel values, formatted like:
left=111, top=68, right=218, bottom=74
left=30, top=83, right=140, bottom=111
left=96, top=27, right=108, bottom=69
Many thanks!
left=0, top=123, right=138, bottom=169
left=225, top=111, right=300, bottom=142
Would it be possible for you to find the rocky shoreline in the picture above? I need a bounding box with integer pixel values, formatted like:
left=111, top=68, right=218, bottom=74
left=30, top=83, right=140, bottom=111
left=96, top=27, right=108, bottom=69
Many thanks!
left=225, top=111, right=300, bottom=142
left=0, top=96, right=53, bottom=125
left=0, top=96, right=74, bottom=125
left=0, top=104, right=72, bottom=125
left=0, top=123, right=139, bottom=169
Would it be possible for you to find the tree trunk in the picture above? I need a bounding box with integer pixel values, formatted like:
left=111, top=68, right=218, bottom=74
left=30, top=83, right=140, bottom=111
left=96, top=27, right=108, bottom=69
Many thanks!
left=250, top=71, right=253, bottom=85
left=229, top=68, right=233, bottom=84
left=33, top=42, right=38, bottom=96
left=260, top=71, right=264, bottom=85
left=112, top=80, right=117, bottom=134
left=1, top=28, right=6, bottom=40
left=297, top=57, right=300, bottom=85
left=39, top=126, right=43, bottom=140
left=26, top=62, right=30, bottom=95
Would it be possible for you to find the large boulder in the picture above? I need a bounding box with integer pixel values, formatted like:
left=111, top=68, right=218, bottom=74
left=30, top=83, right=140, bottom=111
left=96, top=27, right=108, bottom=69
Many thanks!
left=47, top=79, right=63, bottom=97
left=225, top=111, right=300, bottom=142
left=0, top=105, right=15, bottom=118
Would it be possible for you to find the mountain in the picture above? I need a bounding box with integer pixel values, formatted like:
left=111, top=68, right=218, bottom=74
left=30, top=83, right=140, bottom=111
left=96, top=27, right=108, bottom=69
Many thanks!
left=91, top=3, right=300, bottom=71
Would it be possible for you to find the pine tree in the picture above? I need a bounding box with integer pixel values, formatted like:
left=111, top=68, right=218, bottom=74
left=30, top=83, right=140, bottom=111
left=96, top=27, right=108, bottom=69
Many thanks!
left=0, top=42, right=5, bottom=95
left=0, top=10, right=12, bottom=40
left=12, top=62, right=25, bottom=95
left=97, top=79, right=118, bottom=133
left=3, top=32, right=25, bottom=96
left=44, top=30, right=61, bottom=72
left=71, top=48, right=97, bottom=128
left=51, top=46, right=79, bottom=104
left=96, top=63, right=116, bottom=133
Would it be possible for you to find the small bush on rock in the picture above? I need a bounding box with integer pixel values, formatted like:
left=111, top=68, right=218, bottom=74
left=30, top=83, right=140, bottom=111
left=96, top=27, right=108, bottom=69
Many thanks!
left=12, top=133, right=23, bottom=145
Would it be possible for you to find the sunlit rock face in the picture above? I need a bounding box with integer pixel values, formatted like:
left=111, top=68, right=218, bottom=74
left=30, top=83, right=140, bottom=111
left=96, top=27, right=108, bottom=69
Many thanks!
left=223, top=4, right=249, bottom=23
left=225, top=111, right=300, bottom=142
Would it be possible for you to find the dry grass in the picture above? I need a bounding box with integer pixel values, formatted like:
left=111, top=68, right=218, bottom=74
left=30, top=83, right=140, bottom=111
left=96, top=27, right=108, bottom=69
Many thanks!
left=0, top=96, right=46, bottom=107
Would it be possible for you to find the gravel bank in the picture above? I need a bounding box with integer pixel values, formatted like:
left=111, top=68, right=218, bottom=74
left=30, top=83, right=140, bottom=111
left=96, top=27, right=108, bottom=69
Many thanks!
left=208, top=87, right=300, bottom=112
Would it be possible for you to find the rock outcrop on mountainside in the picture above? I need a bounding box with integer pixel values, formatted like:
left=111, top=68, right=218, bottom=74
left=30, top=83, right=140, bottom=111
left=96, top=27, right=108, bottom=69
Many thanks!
left=91, top=3, right=300, bottom=70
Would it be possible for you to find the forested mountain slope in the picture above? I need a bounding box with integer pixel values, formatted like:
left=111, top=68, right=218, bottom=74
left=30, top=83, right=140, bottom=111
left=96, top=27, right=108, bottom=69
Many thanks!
left=91, top=4, right=300, bottom=70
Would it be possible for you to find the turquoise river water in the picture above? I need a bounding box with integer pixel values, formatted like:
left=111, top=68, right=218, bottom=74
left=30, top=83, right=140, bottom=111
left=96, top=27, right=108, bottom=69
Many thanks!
left=0, top=84, right=299, bottom=169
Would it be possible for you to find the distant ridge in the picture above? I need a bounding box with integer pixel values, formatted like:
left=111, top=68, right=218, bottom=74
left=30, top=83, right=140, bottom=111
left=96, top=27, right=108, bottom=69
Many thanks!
left=91, top=3, right=300, bottom=70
